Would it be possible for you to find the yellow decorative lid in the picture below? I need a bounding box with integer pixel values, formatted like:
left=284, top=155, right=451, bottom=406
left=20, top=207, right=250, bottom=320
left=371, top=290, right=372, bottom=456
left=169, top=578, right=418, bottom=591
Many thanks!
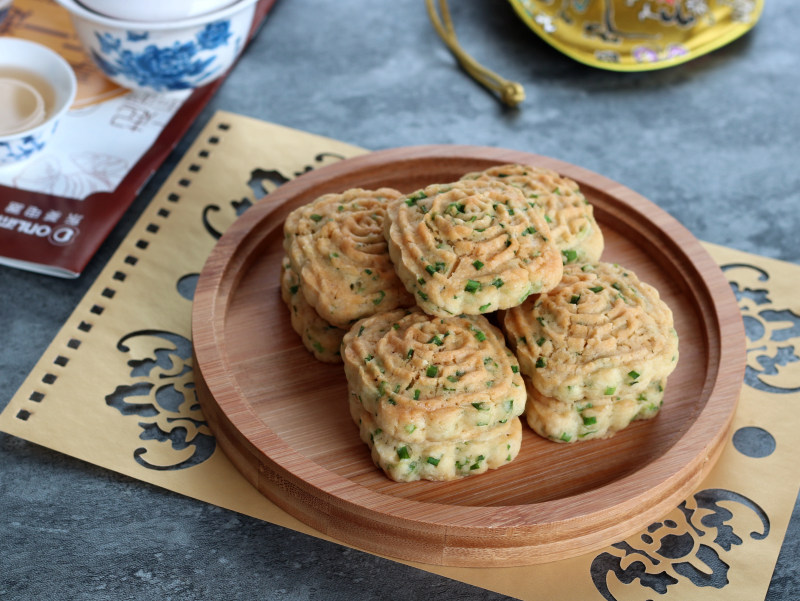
left=508, top=0, right=764, bottom=71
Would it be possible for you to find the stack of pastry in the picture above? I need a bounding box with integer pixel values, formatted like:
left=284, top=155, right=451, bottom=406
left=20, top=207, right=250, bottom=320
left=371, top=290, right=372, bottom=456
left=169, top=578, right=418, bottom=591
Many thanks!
left=281, top=187, right=414, bottom=362
left=502, top=261, right=679, bottom=442
left=342, top=307, right=525, bottom=481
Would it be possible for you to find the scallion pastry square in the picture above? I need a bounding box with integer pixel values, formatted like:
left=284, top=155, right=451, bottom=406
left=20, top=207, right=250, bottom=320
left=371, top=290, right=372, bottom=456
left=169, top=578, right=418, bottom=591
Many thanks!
left=284, top=187, right=414, bottom=328
left=385, top=180, right=563, bottom=317
left=503, top=261, right=679, bottom=441
left=462, top=164, right=604, bottom=264
left=342, top=307, right=525, bottom=480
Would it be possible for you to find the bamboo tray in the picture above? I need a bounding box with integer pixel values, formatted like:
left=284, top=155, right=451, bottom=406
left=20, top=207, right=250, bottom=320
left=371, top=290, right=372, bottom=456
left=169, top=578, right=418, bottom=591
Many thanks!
left=192, top=146, right=745, bottom=567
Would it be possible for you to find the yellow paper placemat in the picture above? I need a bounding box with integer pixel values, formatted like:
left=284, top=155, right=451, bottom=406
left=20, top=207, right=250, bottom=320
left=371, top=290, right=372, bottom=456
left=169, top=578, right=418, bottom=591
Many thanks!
left=2, top=111, right=799, bottom=601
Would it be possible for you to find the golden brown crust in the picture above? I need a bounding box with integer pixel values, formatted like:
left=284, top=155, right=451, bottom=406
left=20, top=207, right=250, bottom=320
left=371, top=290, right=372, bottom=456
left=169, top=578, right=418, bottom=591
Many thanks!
left=385, top=180, right=563, bottom=317
left=283, top=187, right=414, bottom=328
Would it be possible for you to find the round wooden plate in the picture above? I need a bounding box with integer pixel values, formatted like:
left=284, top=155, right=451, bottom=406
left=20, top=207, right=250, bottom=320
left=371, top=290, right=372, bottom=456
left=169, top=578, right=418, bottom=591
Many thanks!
left=192, top=146, right=745, bottom=567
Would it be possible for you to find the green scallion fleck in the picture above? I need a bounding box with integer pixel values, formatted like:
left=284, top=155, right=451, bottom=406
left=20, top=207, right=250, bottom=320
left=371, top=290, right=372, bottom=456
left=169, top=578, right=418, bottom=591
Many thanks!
left=413, top=389, right=421, bottom=400
left=569, top=294, right=581, bottom=304
left=590, top=285, right=604, bottom=293
left=582, top=415, right=597, bottom=426
left=472, top=259, right=484, bottom=270
left=628, top=370, right=640, bottom=381
left=562, top=249, right=578, bottom=264
left=472, top=328, right=486, bottom=342
left=445, top=202, right=465, bottom=215
left=310, top=214, right=323, bottom=222
left=511, top=365, right=519, bottom=373
left=465, top=280, right=481, bottom=293
left=560, top=432, right=572, bottom=442
left=536, top=357, right=546, bottom=368
left=372, top=290, right=385, bottom=305
left=426, top=365, right=439, bottom=378
left=426, top=456, right=440, bottom=466
left=605, top=386, right=616, bottom=395
left=470, top=455, right=485, bottom=470
left=397, top=446, right=410, bottom=459
left=479, top=303, right=491, bottom=311
left=405, top=191, right=427, bottom=206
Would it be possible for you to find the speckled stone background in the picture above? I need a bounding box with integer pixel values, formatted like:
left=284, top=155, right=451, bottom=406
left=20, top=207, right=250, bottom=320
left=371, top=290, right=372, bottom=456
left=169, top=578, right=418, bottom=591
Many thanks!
left=1, top=1, right=798, bottom=599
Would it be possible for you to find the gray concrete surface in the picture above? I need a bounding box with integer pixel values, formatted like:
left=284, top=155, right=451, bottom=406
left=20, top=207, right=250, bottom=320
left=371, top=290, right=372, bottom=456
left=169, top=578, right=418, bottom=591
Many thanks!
left=1, top=0, right=798, bottom=599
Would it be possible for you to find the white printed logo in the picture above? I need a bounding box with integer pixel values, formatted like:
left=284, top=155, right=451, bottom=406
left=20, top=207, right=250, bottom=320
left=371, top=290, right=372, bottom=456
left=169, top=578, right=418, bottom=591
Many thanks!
left=49, top=225, right=79, bottom=246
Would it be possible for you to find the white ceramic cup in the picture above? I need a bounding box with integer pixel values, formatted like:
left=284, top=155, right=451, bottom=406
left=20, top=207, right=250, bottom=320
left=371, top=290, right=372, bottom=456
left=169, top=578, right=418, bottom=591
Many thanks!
left=0, top=38, right=77, bottom=167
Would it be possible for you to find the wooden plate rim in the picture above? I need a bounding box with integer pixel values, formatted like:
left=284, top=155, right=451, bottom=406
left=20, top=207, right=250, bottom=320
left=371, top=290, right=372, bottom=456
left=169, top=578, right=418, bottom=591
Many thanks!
left=193, top=145, right=745, bottom=534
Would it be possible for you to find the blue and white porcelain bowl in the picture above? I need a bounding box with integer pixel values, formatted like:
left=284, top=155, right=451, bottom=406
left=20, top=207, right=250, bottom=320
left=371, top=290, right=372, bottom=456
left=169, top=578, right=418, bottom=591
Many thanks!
left=55, top=0, right=258, bottom=93
left=0, top=0, right=13, bottom=28
left=0, top=38, right=77, bottom=167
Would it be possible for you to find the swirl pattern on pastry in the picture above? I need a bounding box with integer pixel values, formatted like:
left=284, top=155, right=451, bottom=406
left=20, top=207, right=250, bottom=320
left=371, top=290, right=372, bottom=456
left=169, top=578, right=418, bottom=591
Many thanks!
left=284, top=187, right=414, bottom=328
left=462, top=164, right=603, bottom=264
left=280, top=256, right=346, bottom=363
left=503, top=261, right=678, bottom=441
left=385, top=180, right=563, bottom=317
left=342, top=307, right=525, bottom=480
left=343, top=307, right=526, bottom=442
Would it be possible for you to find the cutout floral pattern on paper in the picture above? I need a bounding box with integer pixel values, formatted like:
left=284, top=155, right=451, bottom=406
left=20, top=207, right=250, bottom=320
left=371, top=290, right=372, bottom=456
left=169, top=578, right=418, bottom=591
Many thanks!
left=105, top=330, right=215, bottom=470
left=591, top=489, right=770, bottom=599
left=722, top=263, right=800, bottom=394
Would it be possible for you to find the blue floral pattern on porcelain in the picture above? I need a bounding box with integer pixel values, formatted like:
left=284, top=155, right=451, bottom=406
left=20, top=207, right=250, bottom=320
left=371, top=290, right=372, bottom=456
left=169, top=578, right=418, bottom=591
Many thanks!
left=0, top=131, right=49, bottom=166
left=90, top=21, right=237, bottom=92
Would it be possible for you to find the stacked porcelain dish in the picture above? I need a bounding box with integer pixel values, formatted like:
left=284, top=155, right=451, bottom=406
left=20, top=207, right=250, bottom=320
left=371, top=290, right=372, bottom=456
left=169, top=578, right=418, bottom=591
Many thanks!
left=55, top=0, right=259, bottom=93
